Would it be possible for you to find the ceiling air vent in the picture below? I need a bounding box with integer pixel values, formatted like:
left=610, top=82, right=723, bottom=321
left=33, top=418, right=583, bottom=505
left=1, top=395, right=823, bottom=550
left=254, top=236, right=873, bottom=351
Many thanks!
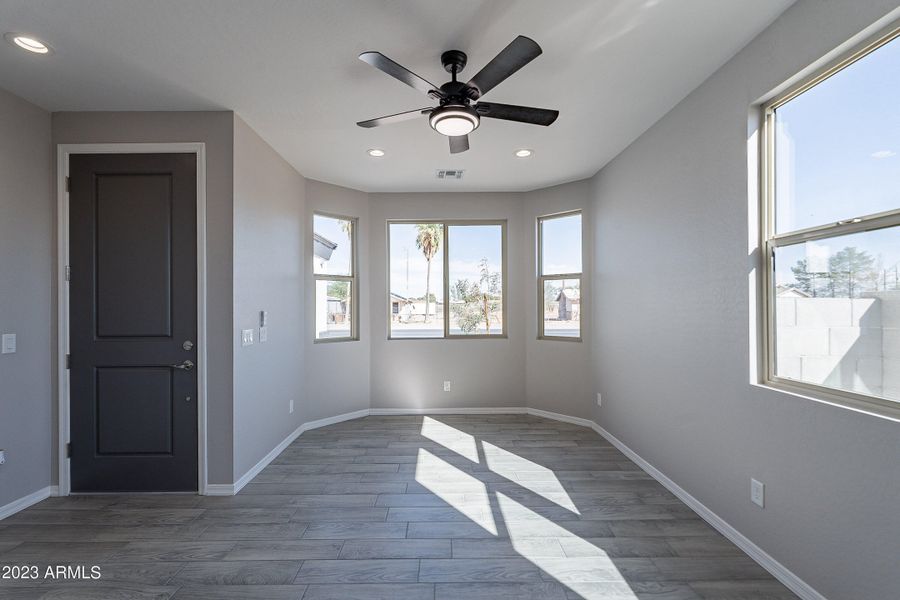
left=436, top=169, right=464, bottom=180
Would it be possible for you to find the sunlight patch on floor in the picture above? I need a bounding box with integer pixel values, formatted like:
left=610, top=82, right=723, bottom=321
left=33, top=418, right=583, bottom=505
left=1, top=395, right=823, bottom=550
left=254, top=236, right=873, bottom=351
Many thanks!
left=496, top=492, right=638, bottom=600
left=415, top=448, right=497, bottom=534
left=482, top=440, right=580, bottom=514
left=420, top=416, right=480, bottom=462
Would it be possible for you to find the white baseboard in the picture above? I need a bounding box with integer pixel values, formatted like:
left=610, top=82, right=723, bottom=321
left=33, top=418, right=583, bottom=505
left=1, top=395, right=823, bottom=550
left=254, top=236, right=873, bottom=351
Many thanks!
left=526, top=407, right=595, bottom=427
left=0, top=486, right=54, bottom=521
left=370, top=406, right=527, bottom=415
left=590, top=421, right=826, bottom=600
left=204, top=483, right=236, bottom=496
left=221, top=408, right=370, bottom=496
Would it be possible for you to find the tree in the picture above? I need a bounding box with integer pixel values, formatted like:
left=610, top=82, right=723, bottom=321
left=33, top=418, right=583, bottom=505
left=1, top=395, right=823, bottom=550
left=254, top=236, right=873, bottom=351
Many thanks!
left=415, top=224, right=442, bottom=323
left=790, top=246, right=877, bottom=298
left=828, top=246, right=876, bottom=297
left=450, top=258, right=501, bottom=334
left=790, top=258, right=822, bottom=296
left=327, top=280, right=348, bottom=300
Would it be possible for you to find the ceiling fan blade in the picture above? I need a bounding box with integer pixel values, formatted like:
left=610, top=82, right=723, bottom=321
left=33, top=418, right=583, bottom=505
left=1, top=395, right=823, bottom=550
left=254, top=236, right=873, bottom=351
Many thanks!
left=466, top=35, right=542, bottom=99
left=359, top=51, right=443, bottom=97
left=357, top=107, right=433, bottom=128
left=476, top=102, right=559, bottom=126
left=449, top=135, right=469, bottom=154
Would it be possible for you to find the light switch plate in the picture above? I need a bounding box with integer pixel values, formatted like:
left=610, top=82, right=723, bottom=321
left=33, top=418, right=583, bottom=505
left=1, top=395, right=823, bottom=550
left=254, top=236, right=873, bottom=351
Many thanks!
left=751, top=478, right=765, bottom=508
left=1, top=333, right=16, bottom=354
left=443, top=381, right=451, bottom=392
left=259, top=326, right=268, bottom=343
left=241, top=329, right=254, bottom=347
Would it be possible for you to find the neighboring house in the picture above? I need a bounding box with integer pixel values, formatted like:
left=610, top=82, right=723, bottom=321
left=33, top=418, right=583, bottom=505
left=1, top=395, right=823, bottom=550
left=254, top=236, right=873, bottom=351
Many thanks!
left=390, top=292, right=444, bottom=322
left=556, top=288, right=580, bottom=321
left=776, top=285, right=811, bottom=298
left=313, top=233, right=337, bottom=272
left=390, top=292, right=409, bottom=318
left=315, top=233, right=347, bottom=333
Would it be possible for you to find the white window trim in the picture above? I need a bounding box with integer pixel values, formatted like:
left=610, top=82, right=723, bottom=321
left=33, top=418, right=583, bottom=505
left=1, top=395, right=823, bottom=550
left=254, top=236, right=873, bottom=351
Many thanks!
left=387, top=219, right=508, bottom=340
left=313, top=211, right=359, bottom=343
left=759, top=22, right=900, bottom=421
left=537, top=210, right=583, bottom=342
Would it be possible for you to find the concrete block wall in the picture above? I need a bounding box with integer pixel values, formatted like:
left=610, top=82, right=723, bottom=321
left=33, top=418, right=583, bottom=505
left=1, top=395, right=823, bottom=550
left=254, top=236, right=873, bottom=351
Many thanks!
left=776, top=293, right=900, bottom=399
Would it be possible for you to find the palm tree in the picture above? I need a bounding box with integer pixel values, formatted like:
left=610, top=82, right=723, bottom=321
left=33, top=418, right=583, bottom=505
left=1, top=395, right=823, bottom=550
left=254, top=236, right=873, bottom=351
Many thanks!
left=415, top=224, right=442, bottom=323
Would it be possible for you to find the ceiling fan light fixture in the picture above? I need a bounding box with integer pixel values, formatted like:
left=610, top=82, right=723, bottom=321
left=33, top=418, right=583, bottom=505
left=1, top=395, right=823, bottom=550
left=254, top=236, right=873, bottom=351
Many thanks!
left=429, top=106, right=479, bottom=137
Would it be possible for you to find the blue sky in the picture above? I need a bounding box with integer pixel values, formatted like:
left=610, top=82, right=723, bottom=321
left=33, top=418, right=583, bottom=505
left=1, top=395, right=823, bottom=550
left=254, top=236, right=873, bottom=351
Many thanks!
left=541, top=213, right=582, bottom=275
left=390, top=223, right=503, bottom=298
left=775, top=33, right=900, bottom=285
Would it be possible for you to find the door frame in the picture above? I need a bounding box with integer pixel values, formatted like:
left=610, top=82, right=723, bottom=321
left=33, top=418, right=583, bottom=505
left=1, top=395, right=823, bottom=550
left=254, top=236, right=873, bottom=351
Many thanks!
left=56, top=143, right=208, bottom=496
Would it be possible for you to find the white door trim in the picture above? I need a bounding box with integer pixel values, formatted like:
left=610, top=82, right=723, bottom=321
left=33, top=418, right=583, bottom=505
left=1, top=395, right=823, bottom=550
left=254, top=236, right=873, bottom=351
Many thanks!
left=56, top=143, right=209, bottom=495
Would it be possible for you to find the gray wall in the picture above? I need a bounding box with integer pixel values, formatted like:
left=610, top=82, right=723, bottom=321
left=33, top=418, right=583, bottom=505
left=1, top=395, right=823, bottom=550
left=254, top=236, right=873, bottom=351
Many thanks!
left=304, top=180, right=371, bottom=420
left=52, top=111, right=236, bottom=485
left=368, top=192, right=527, bottom=410
left=232, top=115, right=307, bottom=480
left=0, top=89, right=52, bottom=507
left=524, top=180, right=594, bottom=419
left=589, top=1, right=900, bottom=597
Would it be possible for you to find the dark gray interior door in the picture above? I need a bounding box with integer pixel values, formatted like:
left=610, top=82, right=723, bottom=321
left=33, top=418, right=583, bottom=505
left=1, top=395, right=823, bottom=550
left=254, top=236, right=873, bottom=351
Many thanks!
left=69, top=153, right=198, bottom=492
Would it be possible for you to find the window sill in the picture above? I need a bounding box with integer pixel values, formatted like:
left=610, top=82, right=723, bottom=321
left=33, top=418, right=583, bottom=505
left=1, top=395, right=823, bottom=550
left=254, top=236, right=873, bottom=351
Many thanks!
left=314, top=337, right=359, bottom=344
left=755, top=377, right=900, bottom=423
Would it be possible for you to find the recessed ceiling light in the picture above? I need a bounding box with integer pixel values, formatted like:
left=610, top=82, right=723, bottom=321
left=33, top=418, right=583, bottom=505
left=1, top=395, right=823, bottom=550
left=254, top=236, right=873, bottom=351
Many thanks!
left=4, top=33, right=52, bottom=54
left=515, top=149, right=533, bottom=158
left=367, top=148, right=385, bottom=157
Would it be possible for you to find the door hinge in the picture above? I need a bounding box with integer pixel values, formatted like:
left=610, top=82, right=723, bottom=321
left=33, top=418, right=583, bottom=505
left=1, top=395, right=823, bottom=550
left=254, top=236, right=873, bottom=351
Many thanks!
left=66, top=442, right=72, bottom=458
left=65, top=354, right=71, bottom=369
left=65, top=265, right=71, bottom=281
left=65, top=176, right=70, bottom=192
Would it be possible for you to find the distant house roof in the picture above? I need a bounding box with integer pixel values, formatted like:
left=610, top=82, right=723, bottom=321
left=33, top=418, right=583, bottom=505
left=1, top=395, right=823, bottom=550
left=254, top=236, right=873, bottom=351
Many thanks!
left=314, top=233, right=337, bottom=261
left=556, top=288, right=581, bottom=302
left=390, top=292, right=409, bottom=302
left=776, top=285, right=811, bottom=298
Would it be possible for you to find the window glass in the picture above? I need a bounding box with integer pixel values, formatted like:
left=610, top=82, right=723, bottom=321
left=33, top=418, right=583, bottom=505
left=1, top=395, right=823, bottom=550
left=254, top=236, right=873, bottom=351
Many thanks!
left=315, top=280, right=353, bottom=340
left=313, top=214, right=352, bottom=276
left=389, top=223, right=444, bottom=338
left=448, top=225, right=504, bottom=335
left=543, top=279, right=581, bottom=338
left=541, top=213, right=582, bottom=275
left=774, top=36, right=900, bottom=233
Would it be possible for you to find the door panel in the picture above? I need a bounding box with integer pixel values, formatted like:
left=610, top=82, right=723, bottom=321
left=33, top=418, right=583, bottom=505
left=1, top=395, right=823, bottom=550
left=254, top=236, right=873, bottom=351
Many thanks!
left=69, top=153, right=198, bottom=492
left=96, top=174, right=174, bottom=338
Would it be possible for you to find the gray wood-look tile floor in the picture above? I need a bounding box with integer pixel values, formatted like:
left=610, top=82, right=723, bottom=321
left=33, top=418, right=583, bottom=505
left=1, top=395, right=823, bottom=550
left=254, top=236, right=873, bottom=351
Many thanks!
left=0, top=415, right=798, bottom=599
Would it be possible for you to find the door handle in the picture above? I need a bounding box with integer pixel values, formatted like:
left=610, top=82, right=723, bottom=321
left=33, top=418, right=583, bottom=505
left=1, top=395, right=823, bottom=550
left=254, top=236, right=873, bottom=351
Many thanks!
left=170, top=360, right=194, bottom=371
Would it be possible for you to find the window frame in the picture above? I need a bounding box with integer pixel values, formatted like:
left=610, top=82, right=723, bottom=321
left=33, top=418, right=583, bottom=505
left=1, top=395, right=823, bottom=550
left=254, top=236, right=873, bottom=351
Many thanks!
left=537, top=210, right=583, bottom=342
left=313, top=211, right=359, bottom=343
left=760, top=22, right=900, bottom=419
left=386, top=219, right=508, bottom=340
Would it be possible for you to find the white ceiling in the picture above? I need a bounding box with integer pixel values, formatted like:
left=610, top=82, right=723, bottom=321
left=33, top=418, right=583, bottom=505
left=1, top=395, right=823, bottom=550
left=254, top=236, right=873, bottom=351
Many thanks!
left=0, top=0, right=793, bottom=192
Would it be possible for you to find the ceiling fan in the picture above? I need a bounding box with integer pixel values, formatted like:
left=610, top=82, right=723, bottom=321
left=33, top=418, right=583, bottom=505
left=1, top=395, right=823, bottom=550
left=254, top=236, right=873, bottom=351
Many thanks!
left=356, top=35, right=559, bottom=154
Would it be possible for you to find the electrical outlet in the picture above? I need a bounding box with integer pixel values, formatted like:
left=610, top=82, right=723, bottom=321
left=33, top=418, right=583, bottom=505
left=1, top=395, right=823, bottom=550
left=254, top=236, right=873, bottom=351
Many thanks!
left=751, top=478, right=765, bottom=508
left=0, top=449, right=6, bottom=465
left=443, top=381, right=451, bottom=392
left=1, top=333, right=16, bottom=354
left=241, top=329, right=254, bottom=347
left=597, top=393, right=602, bottom=407
left=289, top=399, right=294, bottom=414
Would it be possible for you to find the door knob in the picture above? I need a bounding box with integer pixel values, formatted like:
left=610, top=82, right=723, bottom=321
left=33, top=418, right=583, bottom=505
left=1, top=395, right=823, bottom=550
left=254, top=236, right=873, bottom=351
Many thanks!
left=170, top=360, right=194, bottom=371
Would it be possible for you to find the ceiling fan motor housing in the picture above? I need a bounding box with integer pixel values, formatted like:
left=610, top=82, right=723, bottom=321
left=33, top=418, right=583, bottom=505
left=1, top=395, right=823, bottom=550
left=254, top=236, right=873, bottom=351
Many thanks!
left=441, top=50, right=468, bottom=74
